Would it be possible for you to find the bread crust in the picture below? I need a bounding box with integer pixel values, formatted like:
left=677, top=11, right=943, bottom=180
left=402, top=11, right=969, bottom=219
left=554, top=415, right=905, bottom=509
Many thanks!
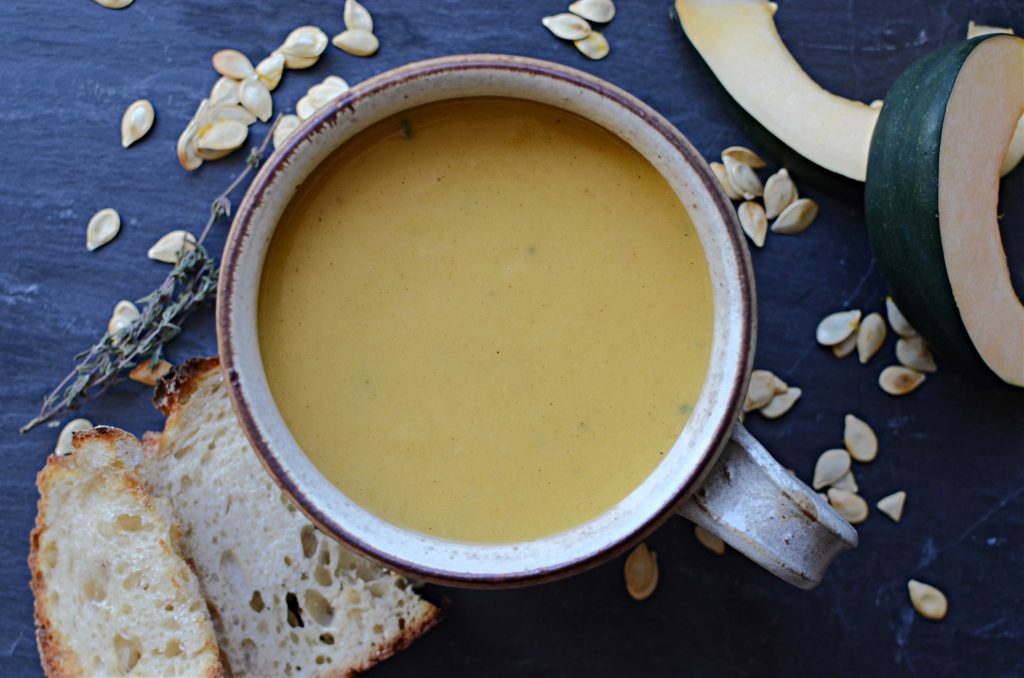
left=29, top=426, right=226, bottom=678
left=153, top=356, right=221, bottom=416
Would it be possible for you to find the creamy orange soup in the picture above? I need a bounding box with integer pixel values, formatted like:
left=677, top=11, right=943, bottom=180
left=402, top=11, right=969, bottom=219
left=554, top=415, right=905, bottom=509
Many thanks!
left=258, top=98, right=713, bottom=543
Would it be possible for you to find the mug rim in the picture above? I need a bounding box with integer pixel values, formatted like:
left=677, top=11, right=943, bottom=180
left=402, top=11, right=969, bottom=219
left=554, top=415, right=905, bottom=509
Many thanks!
left=217, top=54, right=754, bottom=586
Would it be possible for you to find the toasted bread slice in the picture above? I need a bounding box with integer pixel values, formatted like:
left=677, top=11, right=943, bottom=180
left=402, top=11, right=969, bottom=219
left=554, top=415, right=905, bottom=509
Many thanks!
left=141, top=358, right=440, bottom=677
left=29, top=427, right=224, bottom=678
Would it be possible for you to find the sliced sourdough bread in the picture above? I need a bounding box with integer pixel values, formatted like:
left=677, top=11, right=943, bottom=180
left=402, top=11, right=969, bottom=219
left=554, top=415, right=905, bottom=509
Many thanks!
left=140, top=358, right=440, bottom=677
left=29, top=427, right=224, bottom=678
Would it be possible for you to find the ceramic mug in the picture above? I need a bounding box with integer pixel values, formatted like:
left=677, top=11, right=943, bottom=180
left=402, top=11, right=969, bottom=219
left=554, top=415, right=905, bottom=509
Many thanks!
left=218, top=54, right=858, bottom=589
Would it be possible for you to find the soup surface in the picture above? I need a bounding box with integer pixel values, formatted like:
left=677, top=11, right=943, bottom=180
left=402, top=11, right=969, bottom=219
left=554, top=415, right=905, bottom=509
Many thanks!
left=258, top=98, right=713, bottom=543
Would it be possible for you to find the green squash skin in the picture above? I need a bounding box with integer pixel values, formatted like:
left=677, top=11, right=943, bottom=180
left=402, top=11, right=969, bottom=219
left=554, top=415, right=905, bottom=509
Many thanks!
left=670, top=4, right=863, bottom=202
left=865, top=36, right=1001, bottom=365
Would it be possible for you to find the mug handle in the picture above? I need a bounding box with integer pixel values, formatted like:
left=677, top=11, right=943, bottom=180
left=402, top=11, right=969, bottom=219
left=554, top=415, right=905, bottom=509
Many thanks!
left=676, top=422, right=858, bottom=589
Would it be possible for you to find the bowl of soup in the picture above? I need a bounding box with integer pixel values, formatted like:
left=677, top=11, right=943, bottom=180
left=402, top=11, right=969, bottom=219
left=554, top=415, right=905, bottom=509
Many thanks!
left=219, top=54, right=857, bottom=588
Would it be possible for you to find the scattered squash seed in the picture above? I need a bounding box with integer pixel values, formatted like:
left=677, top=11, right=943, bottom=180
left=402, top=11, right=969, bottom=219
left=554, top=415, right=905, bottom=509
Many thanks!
left=816, top=309, right=862, bottom=346
left=255, top=53, right=286, bottom=91
left=812, top=448, right=851, bottom=489
left=344, top=0, right=374, bottom=32
left=856, top=312, right=887, bottom=364
left=908, top=579, right=947, bottom=620
left=966, top=20, right=1014, bottom=39
left=830, top=469, right=858, bottom=493
left=147, top=230, right=196, bottom=264
left=877, top=491, right=906, bottom=523
left=296, top=95, right=318, bottom=121
left=120, top=99, right=154, bottom=148
left=743, top=369, right=777, bottom=411
left=843, top=414, right=878, bottom=463
left=307, top=80, right=348, bottom=108
left=722, top=146, right=766, bottom=169
left=885, top=296, right=917, bottom=338
left=196, top=119, right=248, bottom=152
left=239, top=77, right=273, bottom=122
left=770, top=197, right=818, bottom=234
left=93, top=0, right=133, bottom=8
left=273, top=114, right=302, bottom=149
left=574, top=31, right=610, bottom=60
left=879, top=366, right=925, bottom=395
left=56, top=418, right=93, bottom=455
left=212, top=49, right=254, bottom=80
left=129, top=359, right=173, bottom=387
left=207, top=103, right=256, bottom=126
left=737, top=201, right=767, bottom=248
left=332, top=29, right=380, bottom=56
left=569, top=0, right=616, bottom=23
left=624, top=543, right=658, bottom=601
left=276, top=46, right=318, bottom=70
left=283, top=26, right=330, bottom=60
left=176, top=104, right=204, bottom=171
left=693, top=525, right=726, bottom=556
left=827, top=488, right=868, bottom=524
left=209, top=77, right=241, bottom=106
left=710, top=162, right=741, bottom=200
left=542, top=13, right=592, bottom=40
left=722, top=156, right=762, bottom=199
left=759, top=387, right=800, bottom=419
left=896, top=336, right=937, bottom=373
left=831, top=332, right=857, bottom=358
left=107, top=300, right=140, bottom=335
left=86, top=208, right=121, bottom=251
left=763, top=168, right=797, bottom=219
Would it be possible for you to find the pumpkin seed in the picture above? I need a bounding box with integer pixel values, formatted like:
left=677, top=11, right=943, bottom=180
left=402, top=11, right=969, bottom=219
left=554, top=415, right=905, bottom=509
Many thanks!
left=239, top=77, right=273, bottom=122
left=542, top=13, right=592, bottom=41
left=275, top=46, right=318, bottom=70
left=120, top=99, right=154, bottom=148
left=743, top=369, right=777, bottom=411
left=877, top=491, right=906, bottom=522
left=816, top=309, right=861, bottom=346
left=710, top=162, right=741, bottom=200
left=283, top=26, right=329, bottom=59
left=197, top=119, right=248, bottom=152
left=722, top=146, right=766, bottom=169
left=129, top=359, right=173, bottom=387
left=869, top=99, right=884, bottom=109
left=737, top=201, right=767, bottom=248
left=255, top=53, right=285, bottom=91
left=568, top=0, right=615, bottom=23
left=323, top=75, right=351, bottom=91
left=770, top=373, right=788, bottom=394
left=108, top=300, right=140, bottom=334
left=574, top=31, right=610, bottom=60
left=813, top=448, right=851, bottom=489
left=830, top=469, right=858, bottom=493
left=207, top=103, right=256, bottom=126
left=827, top=488, right=868, bottom=524
left=831, top=332, right=857, bottom=358
left=332, top=29, right=380, bottom=56
left=722, top=156, right=762, bottom=199
left=147, top=230, right=196, bottom=264
left=759, top=387, right=800, bottom=419
left=93, top=0, right=133, bottom=8
left=879, top=366, right=925, bottom=395
left=885, top=296, right=917, bottom=337
left=623, top=543, right=658, bottom=601
left=768, top=1, right=778, bottom=15
left=308, top=80, right=348, bottom=108
left=56, top=418, right=93, bottom=455
left=856, top=312, right=886, bottom=364
left=209, top=77, right=241, bottom=106
left=908, top=580, right=947, bottom=620
left=770, top=197, right=817, bottom=234
left=176, top=102, right=204, bottom=171
left=273, top=114, right=302, bottom=149
left=763, top=168, right=797, bottom=219
left=344, top=0, right=374, bottom=32
left=693, top=525, right=726, bottom=556
left=86, top=208, right=121, bottom=251
left=296, top=95, right=318, bottom=121
left=843, top=414, right=878, bottom=463
left=966, top=20, right=1014, bottom=39
left=896, top=336, right=937, bottom=373
left=212, top=49, right=254, bottom=80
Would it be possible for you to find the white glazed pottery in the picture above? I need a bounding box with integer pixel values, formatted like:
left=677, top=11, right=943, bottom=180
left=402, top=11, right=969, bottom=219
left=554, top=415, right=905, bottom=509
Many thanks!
left=218, top=54, right=857, bottom=589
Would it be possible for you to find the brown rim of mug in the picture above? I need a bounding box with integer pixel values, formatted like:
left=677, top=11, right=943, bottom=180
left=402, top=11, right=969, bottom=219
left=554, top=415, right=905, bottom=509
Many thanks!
left=217, top=54, right=754, bottom=588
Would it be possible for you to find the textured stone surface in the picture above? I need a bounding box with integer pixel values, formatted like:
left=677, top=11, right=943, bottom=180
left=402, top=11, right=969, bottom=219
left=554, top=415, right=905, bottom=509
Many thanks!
left=1, top=0, right=1022, bottom=675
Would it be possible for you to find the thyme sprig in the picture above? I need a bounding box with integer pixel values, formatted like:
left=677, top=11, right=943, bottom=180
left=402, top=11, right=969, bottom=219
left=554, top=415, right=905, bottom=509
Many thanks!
left=22, top=118, right=279, bottom=433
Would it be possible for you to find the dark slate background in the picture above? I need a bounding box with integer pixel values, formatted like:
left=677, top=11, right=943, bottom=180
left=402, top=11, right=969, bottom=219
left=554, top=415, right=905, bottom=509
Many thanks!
left=2, top=0, right=1022, bottom=675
